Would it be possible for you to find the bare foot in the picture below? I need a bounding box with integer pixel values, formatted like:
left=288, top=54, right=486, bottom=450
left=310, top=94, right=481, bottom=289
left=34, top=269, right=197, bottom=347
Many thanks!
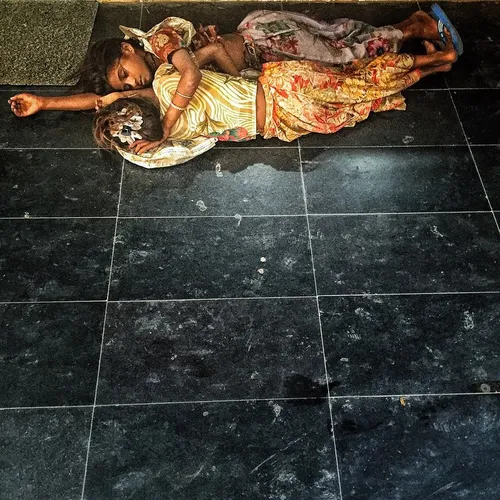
left=407, top=10, right=441, bottom=41
left=424, top=35, right=457, bottom=65
left=422, top=40, right=438, bottom=55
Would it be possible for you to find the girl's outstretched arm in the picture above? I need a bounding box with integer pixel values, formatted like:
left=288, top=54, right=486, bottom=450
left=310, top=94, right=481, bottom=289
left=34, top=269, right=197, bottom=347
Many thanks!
left=9, top=93, right=100, bottom=117
left=9, top=88, right=158, bottom=118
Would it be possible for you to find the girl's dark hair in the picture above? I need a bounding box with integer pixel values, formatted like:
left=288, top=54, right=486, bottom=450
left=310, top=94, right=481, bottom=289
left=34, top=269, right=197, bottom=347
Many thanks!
left=69, top=38, right=143, bottom=95
left=93, top=97, right=163, bottom=150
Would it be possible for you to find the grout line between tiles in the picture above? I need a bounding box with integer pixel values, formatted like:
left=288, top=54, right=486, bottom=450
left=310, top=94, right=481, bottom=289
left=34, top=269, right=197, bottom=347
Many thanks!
left=139, top=0, right=144, bottom=30
left=0, top=210, right=493, bottom=222
left=3, top=144, right=499, bottom=151
left=298, top=145, right=344, bottom=499
left=2, top=391, right=497, bottom=413
left=446, top=83, right=500, bottom=234
left=1, top=290, right=500, bottom=307
left=79, top=159, right=125, bottom=500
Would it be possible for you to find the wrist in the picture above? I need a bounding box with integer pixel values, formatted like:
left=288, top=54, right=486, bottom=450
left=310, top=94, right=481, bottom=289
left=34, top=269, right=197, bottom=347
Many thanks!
left=39, top=96, right=49, bottom=110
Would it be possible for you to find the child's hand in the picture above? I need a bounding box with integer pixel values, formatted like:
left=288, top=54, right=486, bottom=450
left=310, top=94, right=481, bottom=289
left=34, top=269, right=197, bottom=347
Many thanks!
left=8, top=93, right=44, bottom=117
left=129, top=138, right=166, bottom=155
left=95, top=92, right=120, bottom=111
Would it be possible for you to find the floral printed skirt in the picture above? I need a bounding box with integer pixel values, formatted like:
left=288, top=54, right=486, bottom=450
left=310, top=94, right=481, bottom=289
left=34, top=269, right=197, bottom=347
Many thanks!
left=237, top=10, right=404, bottom=69
left=259, top=53, right=421, bottom=142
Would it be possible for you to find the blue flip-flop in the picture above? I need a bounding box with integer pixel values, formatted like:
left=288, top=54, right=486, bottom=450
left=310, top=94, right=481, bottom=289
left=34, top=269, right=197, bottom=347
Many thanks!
left=430, top=3, right=464, bottom=56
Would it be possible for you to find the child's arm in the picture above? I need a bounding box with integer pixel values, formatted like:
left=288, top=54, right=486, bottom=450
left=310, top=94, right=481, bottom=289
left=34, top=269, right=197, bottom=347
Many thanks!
left=96, top=88, right=158, bottom=110
left=193, top=43, right=240, bottom=76
left=9, top=93, right=100, bottom=117
left=9, top=88, right=159, bottom=118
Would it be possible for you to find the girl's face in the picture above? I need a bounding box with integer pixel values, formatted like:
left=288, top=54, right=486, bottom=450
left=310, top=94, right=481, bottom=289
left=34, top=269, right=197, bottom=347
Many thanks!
left=106, top=42, right=154, bottom=91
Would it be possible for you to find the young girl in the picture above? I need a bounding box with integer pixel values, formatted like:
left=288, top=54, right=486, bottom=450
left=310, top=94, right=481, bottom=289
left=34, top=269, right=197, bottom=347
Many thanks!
left=93, top=41, right=457, bottom=167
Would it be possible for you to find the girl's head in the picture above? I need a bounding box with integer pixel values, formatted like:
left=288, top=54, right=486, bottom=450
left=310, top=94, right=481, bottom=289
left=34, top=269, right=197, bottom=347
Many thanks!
left=73, top=38, right=154, bottom=94
left=93, top=97, right=162, bottom=149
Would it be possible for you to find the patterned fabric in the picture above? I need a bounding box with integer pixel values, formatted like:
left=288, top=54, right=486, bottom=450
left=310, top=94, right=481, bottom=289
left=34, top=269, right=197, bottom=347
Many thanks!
left=120, top=17, right=197, bottom=62
left=123, top=53, right=421, bottom=169
left=258, top=54, right=420, bottom=142
left=121, top=12, right=403, bottom=72
left=237, top=10, right=404, bottom=68
left=153, top=63, right=257, bottom=142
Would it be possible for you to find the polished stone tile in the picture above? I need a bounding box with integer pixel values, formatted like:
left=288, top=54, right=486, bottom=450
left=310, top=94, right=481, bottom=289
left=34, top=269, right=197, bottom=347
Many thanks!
left=0, top=303, right=104, bottom=407
left=299, top=91, right=465, bottom=148
left=120, top=148, right=303, bottom=217
left=319, top=294, right=500, bottom=395
left=0, top=91, right=95, bottom=149
left=91, top=3, right=142, bottom=42
left=301, top=146, right=487, bottom=213
left=472, top=146, right=500, bottom=209
left=452, top=90, right=500, bottom=145
left=109, top=217, right=314, bottom=300
left=0, top=219, right=114, bottom=301
left=439, top=2, right=500, bottom=89
left=85, top=402, right=339, bottom=500
left=0, top=408, right=91, bottom=500
left=332, top=395, right=500, bottom=500
left=97, top=298, right=324, bottom=404
left=0, top=149, right=121, bottom=217
left=310, top=213, right=500, bottom=294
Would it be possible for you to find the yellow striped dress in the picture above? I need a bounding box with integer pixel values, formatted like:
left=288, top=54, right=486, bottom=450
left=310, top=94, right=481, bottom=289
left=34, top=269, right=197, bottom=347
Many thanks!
left=153, top=63, right=258, bottom=142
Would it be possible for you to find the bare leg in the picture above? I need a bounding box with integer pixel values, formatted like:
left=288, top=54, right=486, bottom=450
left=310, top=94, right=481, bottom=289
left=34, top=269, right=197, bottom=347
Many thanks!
left=414, top=39, right=454, bottom=77
left=411, top=35, right=457, bottom=69
left=394, top=10, right=441, bottom=42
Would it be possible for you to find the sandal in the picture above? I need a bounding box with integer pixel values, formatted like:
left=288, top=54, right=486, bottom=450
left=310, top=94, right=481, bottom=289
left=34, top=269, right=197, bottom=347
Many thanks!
left=430, top=3, right=464, bottom=56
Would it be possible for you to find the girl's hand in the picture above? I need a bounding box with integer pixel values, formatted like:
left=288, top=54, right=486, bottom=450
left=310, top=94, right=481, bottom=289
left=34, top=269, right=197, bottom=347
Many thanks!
left=129, top=138, right=166, bottom=155
left=95, top=92, right=120, bottom=111
left=8, top=93, right=45, bottom=117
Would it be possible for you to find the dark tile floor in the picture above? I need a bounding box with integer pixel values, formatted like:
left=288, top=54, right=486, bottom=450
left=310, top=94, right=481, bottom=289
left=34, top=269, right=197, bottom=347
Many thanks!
left=1, top=2, right=499, bottom=499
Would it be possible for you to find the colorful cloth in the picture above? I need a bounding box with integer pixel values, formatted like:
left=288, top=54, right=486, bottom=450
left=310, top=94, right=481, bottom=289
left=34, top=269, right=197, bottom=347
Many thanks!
left=153, top=63, right=257, bottom=142
left=258, top=53, right=420, bottom=142
left=237, top=10, right=404, bottom=68
left=121, top=53, right=421, bottom=169
left=120, top=12, right=404, bottom=72
left=120, top=17, right=197, bottom=63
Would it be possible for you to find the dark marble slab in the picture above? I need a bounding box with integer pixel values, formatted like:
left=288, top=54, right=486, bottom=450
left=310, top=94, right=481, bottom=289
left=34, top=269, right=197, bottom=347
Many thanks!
left=319, top=294, right=500, bottom=396
left=472, top=146, right=500, bottom=210
left=434, top=2, right=500, bottom=89
left=91, top=3, right=142, bottom=42
left=0, top=302, right=104, bottom=408
left=84, top=402, right=339, bottom=500
left=97, top=298, right=324, bottom=404
left=309, top=213, right=500, bottom=295
left=0, top=90, right=95, bottom=148
left=332, top=395, right=500, bottom=499
left=0, top=149, right=121, bottom=217
left=0, top=407, right=91, bottom=500
left=299, top=91, right=465, bottom=148
left=109, top=216, right=314, bottom=300
left=120, top=147, right=303, bottom=217
left=301, top=146, right=488, bottom=214
left=452, top=90, right=500, bottom=145
left=0, top=219, right=114, bottom=301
